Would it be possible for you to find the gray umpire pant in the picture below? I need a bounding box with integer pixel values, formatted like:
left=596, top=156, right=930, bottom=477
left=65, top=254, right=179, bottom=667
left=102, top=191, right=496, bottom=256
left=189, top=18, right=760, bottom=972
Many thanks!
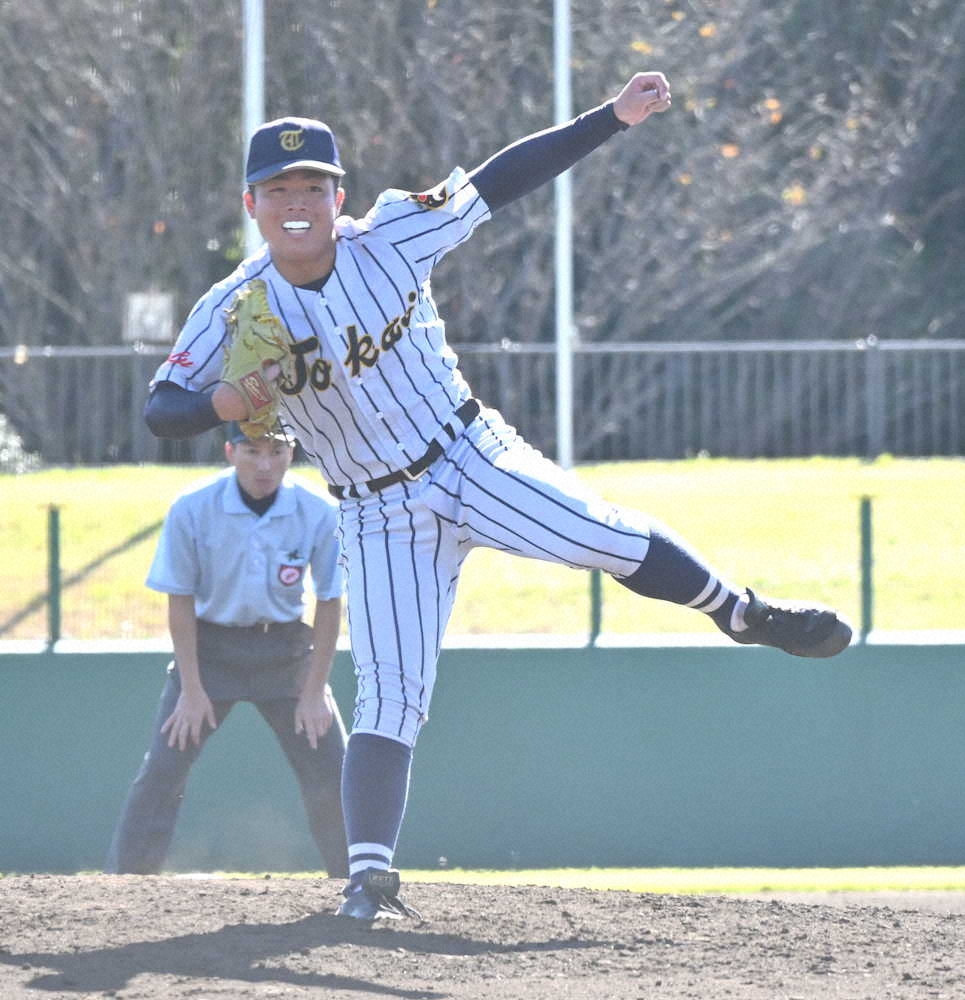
left=105, top=668, right=348, bottom=877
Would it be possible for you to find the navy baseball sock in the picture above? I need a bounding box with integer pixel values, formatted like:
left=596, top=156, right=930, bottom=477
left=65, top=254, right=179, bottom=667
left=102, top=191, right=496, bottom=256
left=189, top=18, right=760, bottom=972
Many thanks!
left=616, top=525, right=748, bottom=634
left=341, top=732, right=413, bottom=882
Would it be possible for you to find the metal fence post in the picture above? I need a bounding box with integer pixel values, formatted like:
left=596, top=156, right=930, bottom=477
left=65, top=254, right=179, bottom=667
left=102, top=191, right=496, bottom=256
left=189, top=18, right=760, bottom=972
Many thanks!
left=863, top=336, right=885, bottom=459
left=589, top=569, right=603, bottom=647
left=859, top=496, right=873, bottom=643
left=47, top=504, right=62, bottom=649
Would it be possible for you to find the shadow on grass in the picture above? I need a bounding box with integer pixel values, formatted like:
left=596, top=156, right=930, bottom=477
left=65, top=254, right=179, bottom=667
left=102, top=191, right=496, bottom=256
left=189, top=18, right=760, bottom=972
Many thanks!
left=0, top=520, right=163, bottom=638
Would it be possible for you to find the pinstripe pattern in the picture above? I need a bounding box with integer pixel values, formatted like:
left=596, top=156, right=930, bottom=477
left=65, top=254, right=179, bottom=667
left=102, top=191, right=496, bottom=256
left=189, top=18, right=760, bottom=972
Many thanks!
left=151, top=162, right=720, bottom=752
left=338, top=406, right=655, bottom=746
left=150, top=168, right=489, bottom=488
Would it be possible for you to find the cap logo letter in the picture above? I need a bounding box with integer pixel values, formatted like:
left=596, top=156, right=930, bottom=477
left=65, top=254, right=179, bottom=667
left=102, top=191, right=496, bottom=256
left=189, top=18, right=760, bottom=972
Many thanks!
left=279, top=128, right=305, bottom=152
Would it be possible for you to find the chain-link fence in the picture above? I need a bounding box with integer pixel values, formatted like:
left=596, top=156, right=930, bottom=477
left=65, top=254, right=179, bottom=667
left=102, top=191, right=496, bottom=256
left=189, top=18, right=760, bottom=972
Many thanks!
left=2, top=340, right=963, bottom=466
left=4, top=339, right=962, bottom=645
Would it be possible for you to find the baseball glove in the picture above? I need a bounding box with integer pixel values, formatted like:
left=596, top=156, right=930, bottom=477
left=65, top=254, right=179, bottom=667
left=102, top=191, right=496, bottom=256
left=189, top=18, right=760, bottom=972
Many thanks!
left=221, top=279, right=295, bottom=439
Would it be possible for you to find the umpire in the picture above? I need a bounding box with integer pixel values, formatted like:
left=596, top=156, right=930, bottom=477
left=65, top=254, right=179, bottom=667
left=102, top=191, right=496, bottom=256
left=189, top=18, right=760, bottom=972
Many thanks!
left=106, top=422, right=348, bottom=877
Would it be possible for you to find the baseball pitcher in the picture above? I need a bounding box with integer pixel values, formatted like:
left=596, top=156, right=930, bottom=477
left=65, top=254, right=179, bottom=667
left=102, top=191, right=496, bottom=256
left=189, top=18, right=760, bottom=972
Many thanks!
left=144, top=72, right=851, bottom=918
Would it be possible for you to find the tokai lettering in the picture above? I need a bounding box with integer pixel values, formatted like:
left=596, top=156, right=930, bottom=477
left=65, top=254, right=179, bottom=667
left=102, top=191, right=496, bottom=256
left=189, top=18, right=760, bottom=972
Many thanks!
left=280, top=336, right=334, bottom=395
left=345, top=294, right=419, bottom=376
left=310, top=357, right=333, bottom=391
left=281, top=296, right=421, bottom=391
left=381, top=294, right=418, bottom=350
left=344, top=324, right=380, bottom=377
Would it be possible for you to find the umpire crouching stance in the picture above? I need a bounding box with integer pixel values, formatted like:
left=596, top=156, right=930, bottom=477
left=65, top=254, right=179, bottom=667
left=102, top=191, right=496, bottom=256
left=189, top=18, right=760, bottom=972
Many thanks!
left=106, top=422, right=348, bottom=876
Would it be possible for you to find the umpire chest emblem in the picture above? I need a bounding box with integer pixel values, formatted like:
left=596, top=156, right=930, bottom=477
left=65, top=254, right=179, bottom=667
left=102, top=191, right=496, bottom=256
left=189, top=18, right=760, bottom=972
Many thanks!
left=278, top=564, right=303, bottom=586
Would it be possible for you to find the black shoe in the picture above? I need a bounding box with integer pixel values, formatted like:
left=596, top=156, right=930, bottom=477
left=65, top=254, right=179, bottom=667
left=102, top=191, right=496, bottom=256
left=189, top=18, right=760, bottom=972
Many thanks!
left=729, top=589, right=852, bottom=658
left=335, top=868, right=421, bottom=921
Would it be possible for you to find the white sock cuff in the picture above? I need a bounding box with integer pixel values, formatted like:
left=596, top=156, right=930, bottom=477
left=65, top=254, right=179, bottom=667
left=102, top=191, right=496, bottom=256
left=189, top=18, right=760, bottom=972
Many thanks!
left=348, top=843, right=393, bottom=877
left=686, top=578, right=719, bottom=609
left=730, top=592, right=752, bottom=633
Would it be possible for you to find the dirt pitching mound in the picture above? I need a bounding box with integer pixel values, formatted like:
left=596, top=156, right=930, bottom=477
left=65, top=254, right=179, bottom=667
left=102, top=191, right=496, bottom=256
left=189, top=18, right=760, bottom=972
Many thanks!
left=1, top=875, right=963, bottom=999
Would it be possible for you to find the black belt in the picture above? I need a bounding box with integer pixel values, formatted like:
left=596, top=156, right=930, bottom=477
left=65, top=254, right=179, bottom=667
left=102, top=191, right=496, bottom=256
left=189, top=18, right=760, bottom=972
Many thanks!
left=199, top=619, right=302, bottom=635
left=329, top=398, right=480, bottom=500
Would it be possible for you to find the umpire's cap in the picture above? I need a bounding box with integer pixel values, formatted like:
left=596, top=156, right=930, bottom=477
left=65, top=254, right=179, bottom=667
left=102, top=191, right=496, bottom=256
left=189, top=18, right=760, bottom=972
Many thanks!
left=224, top=421, right=292, bottom=445
left=246, top=117, right=345, bottom=185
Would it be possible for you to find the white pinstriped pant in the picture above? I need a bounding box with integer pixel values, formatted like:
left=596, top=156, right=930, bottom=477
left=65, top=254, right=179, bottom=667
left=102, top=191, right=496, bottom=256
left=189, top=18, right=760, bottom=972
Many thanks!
left=336, top=406, right=653, bottom=747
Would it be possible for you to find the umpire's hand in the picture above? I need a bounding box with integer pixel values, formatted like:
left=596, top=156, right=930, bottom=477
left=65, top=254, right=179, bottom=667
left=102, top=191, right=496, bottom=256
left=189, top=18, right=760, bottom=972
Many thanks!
left=295, top=684, right=336, bottom=749
left=161, top=687, right=218, bottom=750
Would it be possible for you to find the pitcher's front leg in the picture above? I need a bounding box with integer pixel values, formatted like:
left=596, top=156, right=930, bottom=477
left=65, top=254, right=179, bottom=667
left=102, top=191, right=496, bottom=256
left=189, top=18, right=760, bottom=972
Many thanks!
left=337, top=487, right=463, bottom=907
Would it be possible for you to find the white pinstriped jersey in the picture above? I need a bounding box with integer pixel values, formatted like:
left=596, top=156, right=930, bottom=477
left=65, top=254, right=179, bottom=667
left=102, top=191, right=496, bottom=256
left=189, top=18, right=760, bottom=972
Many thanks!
left=151, top=168, right=491, bottom=488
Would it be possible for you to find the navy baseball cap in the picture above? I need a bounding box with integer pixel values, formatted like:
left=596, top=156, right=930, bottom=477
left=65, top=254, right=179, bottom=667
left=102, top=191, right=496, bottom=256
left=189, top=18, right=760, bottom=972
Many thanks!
left=225, top=421, right=292, bottom=444
left=245, top=117, right=346, bottom=185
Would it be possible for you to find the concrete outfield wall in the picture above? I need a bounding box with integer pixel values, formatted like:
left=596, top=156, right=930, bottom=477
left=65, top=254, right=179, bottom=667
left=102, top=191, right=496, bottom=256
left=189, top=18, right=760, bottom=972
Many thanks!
left=1, top=643, right=964, bottom=873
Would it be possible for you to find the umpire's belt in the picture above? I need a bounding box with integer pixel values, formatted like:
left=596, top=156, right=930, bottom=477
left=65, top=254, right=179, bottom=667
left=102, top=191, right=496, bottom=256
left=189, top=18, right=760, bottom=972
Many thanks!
left=328, top=398, right=480, bottom=501
left=199, top=618, right=303, bottom=635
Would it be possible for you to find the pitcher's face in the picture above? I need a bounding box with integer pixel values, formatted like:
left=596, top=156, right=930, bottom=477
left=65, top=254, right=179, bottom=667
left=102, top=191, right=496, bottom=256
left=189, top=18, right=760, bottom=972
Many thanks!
left=245, top=169, right=344, bottom=283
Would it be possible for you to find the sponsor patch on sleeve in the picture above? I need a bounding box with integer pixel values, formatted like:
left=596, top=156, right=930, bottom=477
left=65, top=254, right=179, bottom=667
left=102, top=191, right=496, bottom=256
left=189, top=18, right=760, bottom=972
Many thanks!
left=409, top=182, right=450, bottom=210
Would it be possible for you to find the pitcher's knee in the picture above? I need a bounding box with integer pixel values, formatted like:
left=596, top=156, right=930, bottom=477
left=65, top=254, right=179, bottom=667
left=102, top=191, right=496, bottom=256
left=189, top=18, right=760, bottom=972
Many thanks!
left=353, top=697, right=426, bottom=747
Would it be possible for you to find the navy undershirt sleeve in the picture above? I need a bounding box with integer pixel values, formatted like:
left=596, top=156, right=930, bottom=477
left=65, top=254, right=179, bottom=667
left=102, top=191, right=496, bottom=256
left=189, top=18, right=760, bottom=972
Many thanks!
left=144, top=380, right=221, bottom=439
left=468, top=101, right=628, bottom=212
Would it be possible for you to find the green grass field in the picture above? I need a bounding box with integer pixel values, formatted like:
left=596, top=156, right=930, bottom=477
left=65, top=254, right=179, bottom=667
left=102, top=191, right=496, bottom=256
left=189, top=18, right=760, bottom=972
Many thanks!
left=3, top=456, right=964, bottom=641
left=166, top=867, right=965, bottom=895
left=406, top=867, right=965, bottom=894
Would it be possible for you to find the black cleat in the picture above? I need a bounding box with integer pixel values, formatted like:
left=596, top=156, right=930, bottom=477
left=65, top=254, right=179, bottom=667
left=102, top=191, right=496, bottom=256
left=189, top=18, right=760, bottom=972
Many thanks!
left=335, top=868, right=421, bottom=921
left=729, top=589, right=852, bottom=658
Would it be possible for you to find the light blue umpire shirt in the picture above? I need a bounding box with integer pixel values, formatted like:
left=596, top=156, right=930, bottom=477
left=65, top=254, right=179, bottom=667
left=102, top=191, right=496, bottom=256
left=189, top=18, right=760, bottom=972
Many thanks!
left=147, top=468, right=343, bottom=626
